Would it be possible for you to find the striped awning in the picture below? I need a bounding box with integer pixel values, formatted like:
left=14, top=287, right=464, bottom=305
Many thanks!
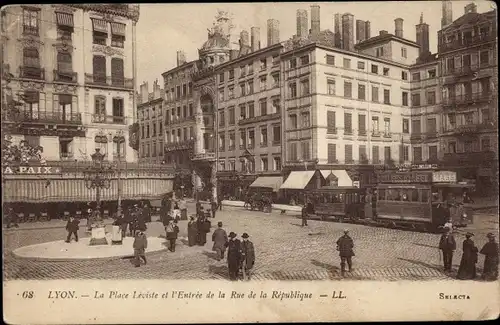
left=91, top=18, right=108, bottom=33
left=280, top=171, right=316, bottom=190
left=56, top=12, right=74, bottom=27
left=249, top=176, right=283, bottom=192
left=2, top=178, right=173, bottom=203
left=111, top=22, right=126, bottom=36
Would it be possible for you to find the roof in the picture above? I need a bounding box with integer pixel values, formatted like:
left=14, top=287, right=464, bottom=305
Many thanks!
left=161, top=60, right=197, bottom=78
left=442, top=10, right=496, bottom=31
left=355, top=33, right=419, bottom=49
left=200, top=33, right=230, bottom=51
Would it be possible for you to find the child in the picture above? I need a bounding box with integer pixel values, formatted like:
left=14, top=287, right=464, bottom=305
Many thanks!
left=166, top=219, right=180, bottom=252
left=133, top=228, right=148, bottom=267
left=65, top=216, right=80, bottom=243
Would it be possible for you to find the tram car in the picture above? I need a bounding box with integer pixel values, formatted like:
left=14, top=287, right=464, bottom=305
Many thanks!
left=306, top=186, right=366, bottom=222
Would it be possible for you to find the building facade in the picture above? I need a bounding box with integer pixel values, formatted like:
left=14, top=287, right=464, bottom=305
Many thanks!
left=137, top=79, right=164, bottom=164
left=2, top=4, right=140, bottom=163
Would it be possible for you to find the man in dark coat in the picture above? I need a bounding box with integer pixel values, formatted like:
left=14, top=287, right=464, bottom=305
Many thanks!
left=196, top=215, right=211, bottom=246
left=457, top=232, right=478, bottom=280
left=212, top=221, right=228, bottom=260
left=480, top=233, right=499, bottom=281
left=187, top=216, right=198, bottom=247
left=439, top=227, right=456, bottom=273
left=142, top=202, right=152, bottom=223
left=225, top=232, right=242, bottom=281
left=6, top=207, right=19, bottom=228
left=133, top=227, right=148, bottom=267
left=166, top=219, right=180, bottom=252
left=211, top=199, right=218, bottom=219
left=241, top=233, right=255, bottom=280
left=336, top=229, right=355, bottom=275
left=217, top=195, right=223, bottom=211
left=65, top=216, right=80, bottom=243
left=196, top=200, right=202, bottom=218
left=301, top=204, right=308, bottom=227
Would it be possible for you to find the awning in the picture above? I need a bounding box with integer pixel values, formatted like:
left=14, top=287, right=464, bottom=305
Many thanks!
left=249, top=176, right=283, bottom=192
left=111, top=22, right=126, bottom=36
left=320, top=170, right=353, bottom=187
left=91, top=18, right=108, bottom=33
left=280, top=171, right=316, bottom=190
left=2, top=178, right=173, bottom=203
left=56, top=12, right=74, bottom=27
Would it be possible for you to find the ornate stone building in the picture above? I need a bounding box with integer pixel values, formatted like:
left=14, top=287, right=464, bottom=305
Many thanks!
left=137, top=79, right=164, bottom=164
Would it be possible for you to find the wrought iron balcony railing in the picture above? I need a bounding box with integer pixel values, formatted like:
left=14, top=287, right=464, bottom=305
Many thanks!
left=439, top=33, right=496, bottom=52
left=443, top=121, right=497, bottom=135
left=3, top=111, right=82, bottom=124
left=442, top=92, right=493, bottom=106
left=84, top=74, right=133, bottom=89
left=164, top=139, right=195, bottom=152
left=53, top=70, right=78, bottom=83
left=20, top=66, right=45, bottom=80
left=91, top=114, right=126, bottom=124
left=168, top=115, right=196, bottom=125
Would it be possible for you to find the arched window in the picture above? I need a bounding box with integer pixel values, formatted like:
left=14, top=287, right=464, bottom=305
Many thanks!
left=92, top=55, right=106, bottom=83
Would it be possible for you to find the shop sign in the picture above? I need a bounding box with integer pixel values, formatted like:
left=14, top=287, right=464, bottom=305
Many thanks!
left=3, top=165, right=62, bottom=175
left=378, top=172, right=431, bottom=184
left=432, top=171, right=457, bottom=183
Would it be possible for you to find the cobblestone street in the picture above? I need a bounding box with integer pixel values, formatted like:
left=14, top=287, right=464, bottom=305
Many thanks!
left=3, top=203, right=498, bottom=281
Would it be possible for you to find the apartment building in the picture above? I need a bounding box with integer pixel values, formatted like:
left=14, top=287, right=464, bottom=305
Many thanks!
left=437, top=2, right=498, bottom=191
left=1, top=4, right=140, bottom=162
left=215, top=24, right=284, bottom=197
left=137, top=80, right=164, bottom=163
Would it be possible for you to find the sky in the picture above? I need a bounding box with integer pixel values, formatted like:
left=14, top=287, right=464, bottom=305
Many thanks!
left=135, top=0, right=496, bottom=89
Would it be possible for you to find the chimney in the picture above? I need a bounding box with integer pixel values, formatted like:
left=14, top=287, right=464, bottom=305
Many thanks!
left=341, top=13, right=354, bottom=51
left=379, top=30, right=388, bottom=35
left=153, top=79, right=161, bottom=99
left=240, top=30, right=249, bottom=48
left=311, top=5, right=320, bottom=36
left=296, top=9, right=308, bottom=38
left=334, top=13, right=343, bottom=48
left=394, top=18, right=403, bottom=38
left=140, top=82, right=149, bottom=104
left=416, top=13, right=430, bottom=56
left=230, top=49, right=239, bottom=60
left=464, top=3, right=477, bottom=14
left=356, top=19, right=366, bottom=43
left=365, top=21, right=371, bottom=39
left=176, top=51, right=186, bottom=67
left=441, top=0, right=453, bottom=28
left=251, top=27, right=260, bottom=52
left=267, top=19, right=280, bottom=46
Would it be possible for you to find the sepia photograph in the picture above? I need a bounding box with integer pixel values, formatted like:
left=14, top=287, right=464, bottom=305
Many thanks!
left=2, top=1, right=499, bottom=323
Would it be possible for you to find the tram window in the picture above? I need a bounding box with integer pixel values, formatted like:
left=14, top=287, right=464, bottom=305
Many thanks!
left=387, top=189, right=399, bottom=201
left=410, top=189, right=419, bottom=202
left=401, top=190, right=410, bottom=202
left=378, top=189, right=386, bottom=200
left=338, top=194, right=344, bottom=203
left=421, top=189, right=430, bottom=202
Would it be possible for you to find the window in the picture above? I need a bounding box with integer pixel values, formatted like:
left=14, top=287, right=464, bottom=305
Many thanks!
left=464, top=112, right=474, bottom=125
left=219, top=72, right=225, bottom=82
left=260, top=76, right=267, bottom=91
left=23, top=8, right=39, bottom=35
left=327, top=79, right=336, bottom=95
left=261, top=157, right=269, bottom=171
left=229, top=70, right=235, bottom=80
left=372, top=117, right=379, bottom=134
left=481, top=109, right=490, bottom=124
left=159, top=121, right=163, bottom=135
left=260, top=127, right=268, bottom=146
left=357, top=61, right=365, bottom=70
left=372, top=146, right=379, bottom=163
left=219, top=111, right=225, bottom=127
left=428, top=146, right=438, bottom=162
left=219, top=89, right=224, bottom=101
left=384, top=146, right=392, bottom=163
left=383, top=67, right=390, bottom=76
left=271, top=98, right=280, bottom=114
left=94, top=96, right=106, bottom=117
left=229, top=132, right=235, bottom=150
left=300, top=55, right=309, bottom=65
left=272, top=55, right=279, bottom=65
left=273, top=157, right=281, bottom=171
left=403, top=146, right=409, bottom=161
left=228, top=86, right=234, bottom=99
left=384, top=118, right=390, bottom=136
left=327, top=111, right=336, bottom=134
left=428, top=69, right=436, bottom=78
left=412, top=93, right=421, bottom=107
left=359, top=145, right=367, bottom=163
left=301, top=141, right=310, bottom=160
left=219, top=134, right=225, bottom=151
left=383, top=89, right=390, bottom=104
left=239, top=130, right=246, bottom=149
left=326, top=55, right=335, bottom=65
left=376, top=47, right=384, bottom=57
left=23, top=91, right=40, bottom=119
left=327, top=143, right=337, bottom=163
left=259, top=100, right=267, bottom=116
left=344, top=113, right=352, bottom=135
left=413, top=147, right=422, bottom=162
left=240, top=83, right=246, bottom=96
left=481, top=138, right=490, bottom=151
left=248, top=81, right=254, bottom=94
left=141, top=125, right=145, bottom=139
left=300, top=79, right=310, bottom=96
left=247, top=63, right=253, bottom=74
left=111, top=58, right=124, bottom=86
left=92, top=56, right=106, bottom=83
left=273, top=125, right=281, bottom=144
left=91, top=18, right=108, bottom=45
left=182, top=84, right=187, bottom=97
left=426, top=91, right=436, bottom=105
left=240, top=65, right=246, bottom=77
left=228, top=107, right=235, bottom=125
left=182, top=105, right=187, bottom=118
left=57, top=94, right=74, bottom=121
left=112, top=98, right=124, bottom=123
left=239, top=104, right=246, bottom=119
left=56, top=52, right=73, bottom=81
left=412, top=72, right=420, bottom=81
left=272, top=73, right=280, bottom=87
left=343, top=58, right=351, bottom=69
left=358, top=84, right=366, bottom=100
left=290, top=58, right=297, bottom=69
left=159, top=141, right=163, bottom=156
left=402, top=92, right=408, bottom=106
left=289, top=114, right=298, bottom=129
left=23, top=48, right=40, bottom=68
left=345, top=144, right=353, bottom=163
left=289, top=82, right=297, bottom=98
left=301, top=111, right=310, bottom=128
left=480, top=51, right=489, bottom=66
left=464, top=140, right=473, bottom=153
left=152, top=141, right=157, bottom=157
left=371, top=64, right=378, bottom=74
left=401, top=47, right=407, bottom=58
left=402, top=118, right=409, bottom=134
left=358, top=114, right=366, bottom=135
left=344, top=81, right=352, bottom=98
left=372, top=86, right=379, bottom=102
left=110, top=23, right=125, bottom=48
left=248, top=102, right=255, bottom=118
left=411, top=120, right=421, bottom=134
left=260, top=59, right=267, bottom=70
left=401, top=71, right=408, bottom=80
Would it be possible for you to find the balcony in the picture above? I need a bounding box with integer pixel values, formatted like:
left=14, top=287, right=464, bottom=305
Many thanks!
left=84, top=74, right=133, bottom=89
left=410, top=133, right=422, bottom=140
left=439, top=33, right=496, bottom=53
left=444, top=122, right=497, bottom=136
left=191, top=151, right=216, bottom=161
left=53, top=70, right=78, bottom=83
left=3, top=111, right=82, bottom=125
left=443, top=64, right=481, bottom=77
left=164, top=139, right=195, bottom=152
left=169, top=115, right=195, bottom=125
left=442, top=92, right=494, bottom=108
left=238, top=112, right=280, bottom=126
left=91, top=114, right=126, bottom=124
left=19, top=66, right=45, bottom=80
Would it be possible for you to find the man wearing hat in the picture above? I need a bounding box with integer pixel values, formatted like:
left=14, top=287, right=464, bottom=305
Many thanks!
left=166, top=219, right=180, bottom=252
left=479, top=233, right=499, bottom=281
left=241, top=233, right=255, bottom=280
left=336, top=229, right=355, bottom=275
left=439, top=227, right=456, bottom=273
left=132, top=227, right=148, bottom=267
left=225, top=232, right=242, bottom=281
left=212, top=221, right=228, bottom=261
left=457, top=232, right=478, bottom=280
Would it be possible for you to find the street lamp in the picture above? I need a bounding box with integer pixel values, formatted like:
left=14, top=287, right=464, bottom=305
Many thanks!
left=113, top=132, right=126, bottom=216
left=83, top=148, right=114, bottom=217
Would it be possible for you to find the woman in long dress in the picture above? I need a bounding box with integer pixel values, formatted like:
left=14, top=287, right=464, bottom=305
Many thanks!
left=456, top=232, right=478, bottom=280
left=187, top=216, right=197, bottom=247
left=480, top=233, right=499, bottom=281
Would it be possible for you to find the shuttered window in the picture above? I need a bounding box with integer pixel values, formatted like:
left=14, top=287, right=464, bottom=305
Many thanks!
left=289, top=143, right=297, bottom=161
left=93, top=56, right=106, bottom=83
left=344, top=113, right=352, bottom=134
left=301, top=141, right=310, bottom=160
left=111, top=58, right=124, bottom=86
left=327, top=111, right=336, bottom=134
left=345, top=144, right=353, bottom=163
left=23, top=48, right=39, bottom=67
left=92, top=18, right=107, bottom=45
left=372, top=146, right=379, bottom=163
left=358, top=114, right=366, bottom=135
left=359, top=145, right=367, bottom=163
left=94, top=96, right=106, bottom=116
left=57, top=52, right=72, bottom=73
left=384, top=146, right=392, bottom=163
left=327, top=143, right=337, bottom=163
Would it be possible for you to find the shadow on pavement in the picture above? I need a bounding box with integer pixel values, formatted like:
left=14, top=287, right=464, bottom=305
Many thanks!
left=311, top=259, right=339, bottom=272
left=412, top=242, right=438, bottom=249
left=290, top=223, right=305, bottom=227
left=208, top=264, right=227, bottom=278
left=397, top=257, right=452, bottom=277
left=202, top=251, right=220, bottom=261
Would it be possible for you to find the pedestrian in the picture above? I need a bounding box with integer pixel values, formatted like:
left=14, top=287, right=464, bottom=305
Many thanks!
left=211, top=199, right=218, bottom=219
left=301, top=204, right=308, bottom=227
left=196, top=215, right=210, bottom=246
left=142, top=202, right=152, bottom=223
left=187, top=216, right=198, bottom=247
left=457, top=232, right=478, bottom=280
left=217, top=195, right=223, bottom=211
left=480, top=233, right=499, bottom=281
left=336, top=229, right=355, bottom=275
left=241, top=233, right=255, bottom=280
left=196, top=200, right=202, bottom=218
left=86, top=207, right=93, bottom=232
left=137, top=209, right=147, bottom=233
left=364, top=190, right=373, bottom=219
left=129, top=205, right=138, bottom=236
left=439, top=227, right=456, bottom=273
left=212, top=221, right=228, bottom=261
left=179, top=197, right=188, bottom=220
left=166, top=219, right=180, bottom=252
left=65, top=216, right=80, bottom=243
left=118, top=213, right=128, bottom=238
left=173, top=201, right=181, bottom=221
left=6, top=207, right=19, bottom=228
left=225, top=232, right=242, bottom=281
left=133, top=227, right=148, bottom=267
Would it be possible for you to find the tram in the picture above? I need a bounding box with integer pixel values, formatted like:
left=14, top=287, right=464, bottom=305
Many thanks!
left=306, top=186, right=366, bottom=221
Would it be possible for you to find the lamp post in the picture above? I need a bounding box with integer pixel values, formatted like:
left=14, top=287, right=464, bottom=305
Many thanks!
left=113, top=132, right=126, bottom=216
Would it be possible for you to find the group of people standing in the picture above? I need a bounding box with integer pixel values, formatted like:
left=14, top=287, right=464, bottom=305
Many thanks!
left=439, top=228, right=498, bottom=281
